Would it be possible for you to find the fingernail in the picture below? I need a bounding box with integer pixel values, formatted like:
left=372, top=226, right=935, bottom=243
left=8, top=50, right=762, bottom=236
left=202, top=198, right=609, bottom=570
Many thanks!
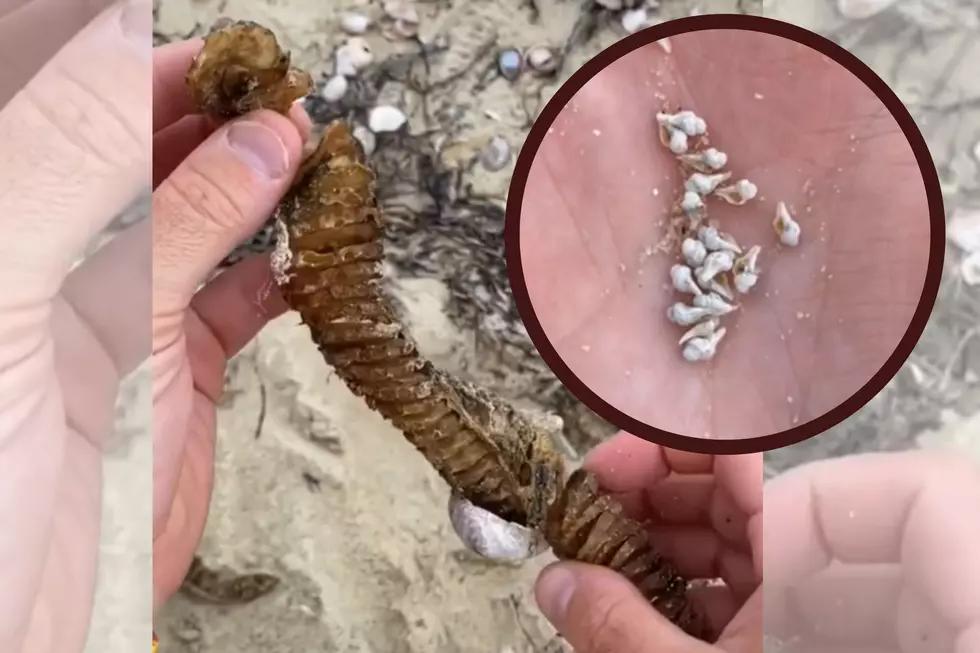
left=538, top=566, right=577, bottom=624
left=119, top=0, right=151, bottom=51
left=227, top=121, right=290, bottom=179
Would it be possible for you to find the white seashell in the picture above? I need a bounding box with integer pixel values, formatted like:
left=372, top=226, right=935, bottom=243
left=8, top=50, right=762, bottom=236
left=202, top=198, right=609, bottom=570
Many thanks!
left=670, top=264, right=703, bottom=296
left=678, top=148, right=727, bottom=172
left=525, top=45, right=559, bottom=75
left=668, top=129, right=689, bottom=154
left=621, top=8, right=650, bottom=33
left=698, top=226, right=742, bottom=254
left=340, top=12, right=371, bottom=34
left=480, top=135, right=511, bottom=171
left=679, top=317, right=719, bottom=345
left=963, top=251, right=980, bottom=285
left=368, top=105, right=407, bottom=133
left=682, top=238, right=707, bottom=267
left=836, top=0, right=899, bottom=20
left=321, top=74, right=348, bottom=102
left=774, top=201, right=801, bottom=247
left=734, top=272, right=758, bottom=294
left=734, top=245, right=761, bottom=275
left=335, top=37, right=374, bottom=77
left=667, top=302, right=713, bottom=326
left=947, top=207, right=980, bottom=253
left=657, top=110, right=707, bottom=137
left=694, top=292, right=737, bottom=316
left=686, top=172, right=732, bottom=196
left=695, top=251, right=735, bottom=287
left=352, top=124, right=376, bottom=155
left=682, top=327, right=727, bottom=362
left=680, top=191, right=704, bottom=216
left=448, top=492, right=547, bottom=561
left=716, top=179, right=758, bottom=205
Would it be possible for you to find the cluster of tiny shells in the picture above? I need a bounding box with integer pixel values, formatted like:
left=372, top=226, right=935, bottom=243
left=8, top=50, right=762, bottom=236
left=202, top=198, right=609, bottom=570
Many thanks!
left=656, top=108, right=801, bottom=363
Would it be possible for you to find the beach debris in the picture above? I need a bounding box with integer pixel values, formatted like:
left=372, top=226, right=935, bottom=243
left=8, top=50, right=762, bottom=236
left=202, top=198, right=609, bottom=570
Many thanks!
left=381, top=0, right=420, bottom=38
left=715, top=178, right=758, bottom=205
left=335, top=37, right=373, bottom=77
left=480, top=135, right=512, bottom=171
left=525, top=45, right=560, bottom=76
left=321, top=74, right=348, bottom=102
left=497, top=48, right=524, bottom=81
left=368, top=105, right=407, bottom=133
left=340, top=12, right=371, bottom=35
left=773, top=201, right=801, bottom=247
left=682, top=326, right=726, bottom=362
left=352, top=124, right=377, bottom=156
left=670, top=264, right=703, bottom=296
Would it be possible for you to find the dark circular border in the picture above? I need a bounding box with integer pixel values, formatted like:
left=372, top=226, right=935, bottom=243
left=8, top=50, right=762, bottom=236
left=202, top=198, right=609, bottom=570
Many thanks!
left=504, top=14, right=945, bottom=456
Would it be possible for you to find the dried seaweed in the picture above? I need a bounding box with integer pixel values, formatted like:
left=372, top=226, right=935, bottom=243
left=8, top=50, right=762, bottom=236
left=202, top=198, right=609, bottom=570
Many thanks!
left=185, top=21, right=709, bottom=640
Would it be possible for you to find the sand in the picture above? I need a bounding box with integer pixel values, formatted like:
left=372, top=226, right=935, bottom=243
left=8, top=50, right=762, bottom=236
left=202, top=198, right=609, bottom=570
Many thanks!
left=139, top=1, right=980, bottom=652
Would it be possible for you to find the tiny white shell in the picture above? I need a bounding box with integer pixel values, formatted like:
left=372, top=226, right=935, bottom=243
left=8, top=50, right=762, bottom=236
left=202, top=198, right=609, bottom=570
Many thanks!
left=716, top=179, right=758, bottom=205
left=680, top=191, right=704, bottom=216
left=774, top=201, right=801, bottom=247
left=335, top=37, right=374, bottom=77
left=682, top=238, right=707, bottom=267
left=321, top=74, right=348, bottom=102
left=698, top=226, right=742, bottom=254
left=668, top=128, right=689, bottom=154
left=340, top=12, right=371, bottom=34
left=734, top=271, right=759, bottom=294
left=368, top=105, right=408, bottom=133
left=352, top=124, right=377, bottom=155
left=525, top=45, right=560, bottom=75
left=448, top=492, right=547, bottom=561
left=682, top=327, right=727, bottom=363
left=694, top=292, right=737, bottom=316
left=667, top=302, right=713, bottom=326
left=667, top=111, right=707, bottom=137
left=678, top=148, right=727, bottom=173
left=695, top=250, right=735, bottom=287
left=679, top=317, right=719, bottom=345
left=621, top=8, right=650, bottom=34
left=686, top=172, right=732, bottom=196
left=670, top=264, right=703, bottom=296
left=733, top=245, right=761, bottom=275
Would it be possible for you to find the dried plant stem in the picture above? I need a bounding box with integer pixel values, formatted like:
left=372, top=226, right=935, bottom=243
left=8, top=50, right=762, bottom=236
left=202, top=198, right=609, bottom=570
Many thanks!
left=185, top=20, right=709, bottom=641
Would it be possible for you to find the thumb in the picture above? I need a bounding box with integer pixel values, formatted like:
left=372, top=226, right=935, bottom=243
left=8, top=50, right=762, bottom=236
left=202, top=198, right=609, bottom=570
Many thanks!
left=534, top=561, right=707, bottom=653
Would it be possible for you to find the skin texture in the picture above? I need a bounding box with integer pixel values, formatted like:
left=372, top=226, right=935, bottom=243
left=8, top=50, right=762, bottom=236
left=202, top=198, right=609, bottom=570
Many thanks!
left=520, top=31, right=931, bottom=440
left=766, top=450, right=980, bottom=653
left=0, top=1, right=151, bottom=651
left=151, top=38, right=311, bottom=609
left=534, top=434, right=763, bottom=653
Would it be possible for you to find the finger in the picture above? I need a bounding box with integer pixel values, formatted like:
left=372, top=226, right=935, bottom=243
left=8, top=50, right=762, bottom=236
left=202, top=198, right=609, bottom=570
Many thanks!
left=152, top=108, right=304, bottom=320
left=153, top=103, right=312, bottom=188
left=60, top=213, right=151, bottom=376
left=152, top=38, right=203, bottom=133
left=190, top=253, right=289, bottom=360
left=534, top=561, right=705, bottom=653
left=765, top=451, right=980, bottom=629
left=0, top=0, right=113, bottom=110
left=0, top=0, right=151, bottom=310
left=584, top=431, right=670, bottom=492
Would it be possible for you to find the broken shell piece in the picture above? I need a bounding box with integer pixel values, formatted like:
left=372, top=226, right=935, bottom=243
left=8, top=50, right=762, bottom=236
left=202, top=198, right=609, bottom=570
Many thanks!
left=734, top=272, right=759, bottom=294
left=698, top=226, right=742, bottom=254
left=657, top=110, right=707, bottom=137
left=670, top=264, right=703, bottom=296
left=682, top=238, right=707, bottom=267
left=680, top=191, right=704, bottom=217
left=667, top=302, right=714, bottom=326
left=497, top=48, right=523, bottom=81
left=678, top=148, right=728, bottom=173
left=679, top=317, right=719, bottom=345
left=525, top=45, right=560, bottom=76
left=682, top=326, right=727, bottom=362
left=694, top=292, right=737, bottom=316
left=685, top=171, right=732, bottom=196
left=352, top=124, right=377, bottom=156
left=340, top=12, right=371, bottom=34
left=368, top=105, right=407, bottom=133
left=321, top=74, right=348, bottom=102
left=774, top=201, right=801, bottom=247
left=716, top=179, right=758, bottom=205
left=695, top=251, right=735, bottom=287
left=335, top=37, right=374, bottom=77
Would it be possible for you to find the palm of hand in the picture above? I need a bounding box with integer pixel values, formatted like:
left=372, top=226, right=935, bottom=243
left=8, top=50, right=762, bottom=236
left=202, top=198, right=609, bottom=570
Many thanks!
left=520, top=30, right=931, bottom=440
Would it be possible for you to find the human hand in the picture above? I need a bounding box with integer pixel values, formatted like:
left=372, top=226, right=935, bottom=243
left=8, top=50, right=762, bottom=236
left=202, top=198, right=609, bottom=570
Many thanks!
left=151, top=38, right=311, bottom=609
left=534, top=433, right=762, bottom=652
left=518, top=29, right=932, bottom=440
left=0, top=1, right=151, bottom=651
left=765, top=450, right=980, bottom=653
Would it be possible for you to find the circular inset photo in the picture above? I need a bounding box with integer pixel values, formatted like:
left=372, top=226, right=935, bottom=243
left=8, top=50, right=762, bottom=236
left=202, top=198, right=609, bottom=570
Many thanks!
left=506, top=16, right=943, bottom=452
